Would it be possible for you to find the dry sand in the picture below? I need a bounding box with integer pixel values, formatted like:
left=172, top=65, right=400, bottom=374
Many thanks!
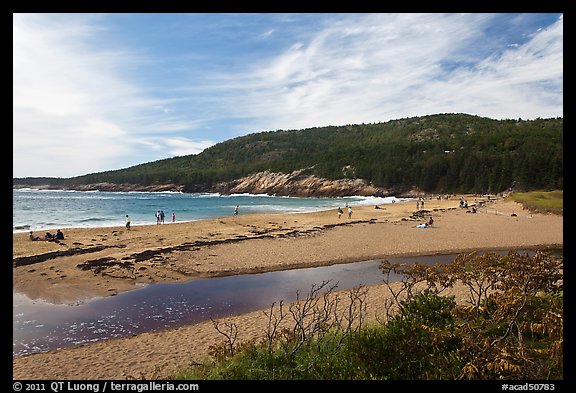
left=12, top=195, right=563, bottom=380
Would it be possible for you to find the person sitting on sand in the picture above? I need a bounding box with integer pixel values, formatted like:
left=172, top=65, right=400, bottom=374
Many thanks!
left=55, top=229, right=65, bottom=240
left=44, top=232, right=59, bottom=242
left=428, top=216, right=434, bottom=226
left=29, top=231, right=40, bottom=241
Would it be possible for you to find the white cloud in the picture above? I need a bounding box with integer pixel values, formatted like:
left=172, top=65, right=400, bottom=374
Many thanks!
left=215, top=13, right=563, bottom=131
left=259, top=29, right=275, bottom=39
left=12, top=14, right=209, bottom=178
left=136, top=137, right=215, bottom=157
left=415, top=15, right=563, bottom=119
left=13, top=14, right=134, bottom=177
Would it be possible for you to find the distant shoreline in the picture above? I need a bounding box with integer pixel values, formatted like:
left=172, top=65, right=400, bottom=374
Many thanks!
left=12, top=168, right=429, bottom=199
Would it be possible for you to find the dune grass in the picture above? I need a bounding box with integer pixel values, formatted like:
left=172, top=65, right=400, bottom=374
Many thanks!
left=508, top=190, right=563, bottom=215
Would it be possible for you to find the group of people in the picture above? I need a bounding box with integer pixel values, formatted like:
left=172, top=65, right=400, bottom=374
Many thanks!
left=155, top=210, right=176, bottom=224
left=337, top=204, right=353, bottom=219
left=416, top=197, right=426, bottom=210
left=124, top=210, right=177, bottom=231
left=30, top=229, right=64, bottom=241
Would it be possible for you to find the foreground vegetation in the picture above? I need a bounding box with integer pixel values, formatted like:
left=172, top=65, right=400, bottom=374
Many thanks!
left=509, top=190, right=563, bottom=215
left=14, top=113, right=563, bottom=195
left=172, top=251, right=563, bottom=380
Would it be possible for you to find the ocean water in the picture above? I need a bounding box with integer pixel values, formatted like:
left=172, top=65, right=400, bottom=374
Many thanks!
left=13, top=189, right=410, bottom=233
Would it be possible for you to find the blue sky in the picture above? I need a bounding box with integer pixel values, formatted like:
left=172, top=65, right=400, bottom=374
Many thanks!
left=13, top=13, right=563, bottom=178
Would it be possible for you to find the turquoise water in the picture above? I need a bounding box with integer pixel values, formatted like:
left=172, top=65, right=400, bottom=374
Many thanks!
left=13, top=189, right=409, bottom=233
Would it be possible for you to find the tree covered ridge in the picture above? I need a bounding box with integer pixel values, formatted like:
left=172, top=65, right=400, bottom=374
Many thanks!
left=14, top=113, right=563, bottom=195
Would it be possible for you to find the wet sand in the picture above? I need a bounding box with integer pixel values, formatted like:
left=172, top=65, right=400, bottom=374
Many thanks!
left=12, top=195, right=563, bottom=379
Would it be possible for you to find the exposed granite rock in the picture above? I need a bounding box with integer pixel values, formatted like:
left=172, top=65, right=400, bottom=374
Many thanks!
left=15, top=183, right=185, bottom=193
left=73, top=183, right=184, bottom=192
left=212, top=169, right=390, bottom=198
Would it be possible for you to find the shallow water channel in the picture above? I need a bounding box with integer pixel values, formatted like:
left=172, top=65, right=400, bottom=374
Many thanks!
left=13, top=249, right=560, bottom=357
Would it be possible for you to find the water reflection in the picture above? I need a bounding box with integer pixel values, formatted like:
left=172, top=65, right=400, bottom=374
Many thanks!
left=13, top=249, right=561, bottom=357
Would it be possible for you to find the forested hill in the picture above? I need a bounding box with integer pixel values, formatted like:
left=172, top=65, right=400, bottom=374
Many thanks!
left=14, top=113, right=563, bottom=196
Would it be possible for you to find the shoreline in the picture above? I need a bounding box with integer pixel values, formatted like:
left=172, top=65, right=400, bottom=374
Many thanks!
left=12, top=195, right=563, bottom=379
left=12, top=196, right=481, bottom=300
left=13, top=189, right=410, bottom=235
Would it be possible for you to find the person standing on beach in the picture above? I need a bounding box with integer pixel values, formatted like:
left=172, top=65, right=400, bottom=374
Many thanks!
left=172, top=212, right=175, bottom=222
left=234, top=205, right=239, bottom=216
left=348, top=206, right=353, bottom=219
left=337, top=207, right=343, bottom=219
left=125, top=215, right=131, bottom=230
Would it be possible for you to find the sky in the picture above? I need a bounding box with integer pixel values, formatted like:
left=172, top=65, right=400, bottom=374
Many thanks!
left=13, top=13, right=563, bottom=178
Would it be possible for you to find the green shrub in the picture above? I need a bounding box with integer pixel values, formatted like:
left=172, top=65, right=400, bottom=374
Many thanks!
left=172, top=251, right=563, bottom=380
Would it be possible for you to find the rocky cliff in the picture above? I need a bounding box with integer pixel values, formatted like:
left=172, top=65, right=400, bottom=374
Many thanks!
left=212, top=169, right=389, bottom=198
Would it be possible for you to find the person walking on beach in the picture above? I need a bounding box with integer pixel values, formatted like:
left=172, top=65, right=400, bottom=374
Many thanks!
left=125, top=215, right=131, bottom=231
left=337, top=207, right=343, bottom=219
left=172, top=212, right=175, bottom=222
left=348, top=206, right=353, bottom=219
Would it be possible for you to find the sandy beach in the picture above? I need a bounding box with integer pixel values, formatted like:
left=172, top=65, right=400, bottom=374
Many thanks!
left=12, top=195, right=563, bottom=380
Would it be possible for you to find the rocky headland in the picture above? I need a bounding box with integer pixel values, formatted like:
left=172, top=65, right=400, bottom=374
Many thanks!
left=14, top=169, right=408, bottom=198
left=212, top=169, right=391, bottom=197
